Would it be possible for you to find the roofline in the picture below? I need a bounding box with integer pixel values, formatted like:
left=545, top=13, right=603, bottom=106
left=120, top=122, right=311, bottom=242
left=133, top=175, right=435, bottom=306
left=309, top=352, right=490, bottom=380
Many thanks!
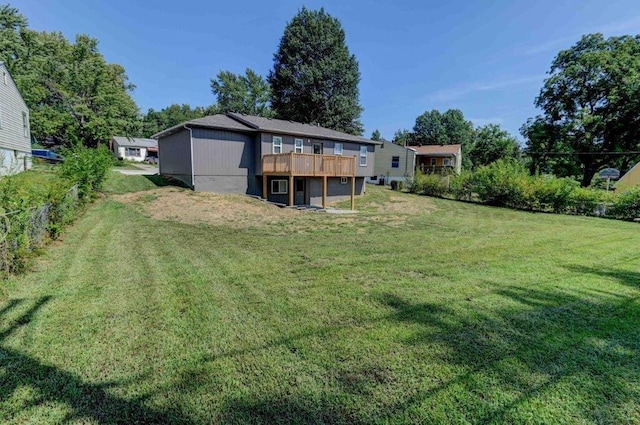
left=153, top=114, right=381, bottom=145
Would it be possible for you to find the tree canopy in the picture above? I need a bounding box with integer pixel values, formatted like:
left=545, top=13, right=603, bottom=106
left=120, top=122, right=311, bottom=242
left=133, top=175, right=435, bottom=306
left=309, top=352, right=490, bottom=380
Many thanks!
left=1, top=5, right=140, bottom=147
left=210, top=68, right=273, bottom=117
left=142, top=104, right=218, bottom=138
left=268, top=7, right=363, bottom=135
left=533, top=33, right=640, bottom=186
left=469, top=124, right=521, bottom=169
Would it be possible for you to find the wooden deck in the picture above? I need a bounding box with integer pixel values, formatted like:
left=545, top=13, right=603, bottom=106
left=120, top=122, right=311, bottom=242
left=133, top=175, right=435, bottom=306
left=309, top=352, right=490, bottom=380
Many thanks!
left=262, top=153, right=356, bottom=177
left=261, top=153, right=357, bottom=210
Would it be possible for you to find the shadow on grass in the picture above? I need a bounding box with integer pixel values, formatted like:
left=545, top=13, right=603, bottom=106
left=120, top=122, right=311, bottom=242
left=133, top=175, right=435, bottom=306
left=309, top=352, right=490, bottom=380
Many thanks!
left=144, top=174, right=190, bottom=189
left=565, top=264, right=640, bottom=289
left=0, top=297, right=192, bottom=424
left=373, top=284, right=640, bottom=422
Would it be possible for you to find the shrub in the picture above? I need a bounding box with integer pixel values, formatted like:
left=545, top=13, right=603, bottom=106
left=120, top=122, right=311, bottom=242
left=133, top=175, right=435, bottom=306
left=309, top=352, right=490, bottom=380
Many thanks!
left=417, top=173, right=449, bottom=197
left=0, top=171, right=78, bottom=274
left=609, top=187, right=640, bottom=220
left=390, top=180, right=404, bottom=191
left=449, top=171, right=475, bottom=201
left=59, top=145, right=115, bottom=200
left=528, top=175, right=579, bottom=213
left=472, top=160, right=530, bottom=208
left=567, top=187, right=612, bottom=216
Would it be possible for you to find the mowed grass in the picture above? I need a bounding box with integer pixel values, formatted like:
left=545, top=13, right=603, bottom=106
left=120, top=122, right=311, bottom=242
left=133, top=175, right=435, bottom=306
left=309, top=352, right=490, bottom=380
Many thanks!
left=1, top=178, right=639, bottom=424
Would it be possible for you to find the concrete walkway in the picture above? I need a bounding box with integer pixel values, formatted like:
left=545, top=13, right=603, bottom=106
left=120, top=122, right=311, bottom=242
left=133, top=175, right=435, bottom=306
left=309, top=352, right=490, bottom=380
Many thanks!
left=114, top=163, right=159, bottom=175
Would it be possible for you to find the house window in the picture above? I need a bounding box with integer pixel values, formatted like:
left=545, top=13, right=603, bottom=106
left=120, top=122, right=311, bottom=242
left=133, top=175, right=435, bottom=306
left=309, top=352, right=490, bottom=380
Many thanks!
left=3, top=72, right=7, bottom=85
left=313, top=143, right=323, bottom=154
left=443, top=158, right=451, bottom=167
left=359, top=146, right=367, bottom=166
left=391, top=156, right=400, bottom=168
left=272, top=136, right=282, bottom=154
left=271, top=179, right=288, bottom=194
left=126, top=147, right=141, bottom=157
left=430, top=158, right=437, bottom=166
left=294, top=138, right=303, bottom=153
left=22, top=112, right=28, bottom=137
left=340, top=177, right=348, bottom=184
left=334, top=143, right=343, bottom=155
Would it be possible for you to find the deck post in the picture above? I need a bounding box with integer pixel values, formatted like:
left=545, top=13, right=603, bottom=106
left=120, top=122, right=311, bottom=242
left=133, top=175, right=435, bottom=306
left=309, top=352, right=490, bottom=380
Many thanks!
left=351, top=176, right=355, bottom=210
left=322, top=175, right=327, bottom=209
left=289, top=175, right=294, bottom=206
left=262, top=174, right=267, bottom=199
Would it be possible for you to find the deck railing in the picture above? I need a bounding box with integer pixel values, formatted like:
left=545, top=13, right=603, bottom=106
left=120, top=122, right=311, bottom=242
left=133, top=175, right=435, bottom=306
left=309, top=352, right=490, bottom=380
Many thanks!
left=262, top=153, right=356, bottom=177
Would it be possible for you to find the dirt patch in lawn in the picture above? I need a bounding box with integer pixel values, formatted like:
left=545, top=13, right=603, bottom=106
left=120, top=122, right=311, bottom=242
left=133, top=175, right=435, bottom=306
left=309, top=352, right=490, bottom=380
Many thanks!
left=111, top=187, right=432, bottom=231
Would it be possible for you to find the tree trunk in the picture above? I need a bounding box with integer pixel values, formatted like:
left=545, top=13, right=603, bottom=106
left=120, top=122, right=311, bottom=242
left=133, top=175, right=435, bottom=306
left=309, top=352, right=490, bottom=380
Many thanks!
left=580, top=160, right=599, bottom=187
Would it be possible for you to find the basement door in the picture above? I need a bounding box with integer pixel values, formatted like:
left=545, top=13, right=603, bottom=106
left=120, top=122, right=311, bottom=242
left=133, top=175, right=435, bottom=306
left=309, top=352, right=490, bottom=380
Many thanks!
left=294, top=178, right=306, bottom=205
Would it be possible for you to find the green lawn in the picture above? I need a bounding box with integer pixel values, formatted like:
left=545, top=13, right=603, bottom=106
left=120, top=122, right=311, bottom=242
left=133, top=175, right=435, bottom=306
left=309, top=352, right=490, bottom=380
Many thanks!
left=1, top=179, right=639, bottom=424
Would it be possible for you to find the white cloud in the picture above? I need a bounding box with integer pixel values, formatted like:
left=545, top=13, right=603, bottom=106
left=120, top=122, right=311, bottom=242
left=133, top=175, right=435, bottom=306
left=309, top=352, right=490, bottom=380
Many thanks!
left=469, top=117, right=504, bottom=127
left=426, top=75, right=543, bottom=103
left=522, top=16, right=640, bottom=56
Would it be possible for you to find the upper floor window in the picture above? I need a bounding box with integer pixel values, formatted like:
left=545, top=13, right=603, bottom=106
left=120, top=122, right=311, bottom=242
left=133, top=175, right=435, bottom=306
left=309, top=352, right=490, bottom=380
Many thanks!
left=294, top=138, right=303, bottom=153
left=359, top=146, right=367, bottom=166
left=334, top=143, right=343, bottom=155
left=391, top=156, right=400, bottom=168
left=272, top=136, right=282, bottom=154
left=22, top=112, right=28, bottom=137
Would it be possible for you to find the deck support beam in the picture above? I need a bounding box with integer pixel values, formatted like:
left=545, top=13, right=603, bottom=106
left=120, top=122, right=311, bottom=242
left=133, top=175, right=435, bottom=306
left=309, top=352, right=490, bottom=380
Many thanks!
left=351, top=176, right=355, bottom=210
left=289, top=175, right=294, bottom=207
left=322, top=175, right=327, bottom=209
left=262, top=175, right=267, bottom=200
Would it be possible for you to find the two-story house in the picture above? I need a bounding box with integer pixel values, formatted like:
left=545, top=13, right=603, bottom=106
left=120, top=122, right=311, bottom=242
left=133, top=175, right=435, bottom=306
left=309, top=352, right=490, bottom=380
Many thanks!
left=154, top=113, right=380, bottom=209
left=153, top=113, right=380, bottom=207
left=0, top=62, right=31, bottom=175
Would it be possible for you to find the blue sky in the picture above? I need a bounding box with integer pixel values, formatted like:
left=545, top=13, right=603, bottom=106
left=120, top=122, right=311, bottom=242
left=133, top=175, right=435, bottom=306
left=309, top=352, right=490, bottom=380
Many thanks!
left=15, top=0, right=640, bottom=141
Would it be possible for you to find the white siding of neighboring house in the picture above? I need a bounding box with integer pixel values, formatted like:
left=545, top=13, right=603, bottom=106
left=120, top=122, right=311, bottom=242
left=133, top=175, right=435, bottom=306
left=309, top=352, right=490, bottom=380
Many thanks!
left=0, top=63, right=32, bottom=175
left=116, top=145, right=148, bottom=162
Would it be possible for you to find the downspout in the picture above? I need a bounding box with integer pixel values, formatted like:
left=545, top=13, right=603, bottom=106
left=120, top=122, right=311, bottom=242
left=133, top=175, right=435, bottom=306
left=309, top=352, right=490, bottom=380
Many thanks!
left=185, top=125, right=195, bottom=190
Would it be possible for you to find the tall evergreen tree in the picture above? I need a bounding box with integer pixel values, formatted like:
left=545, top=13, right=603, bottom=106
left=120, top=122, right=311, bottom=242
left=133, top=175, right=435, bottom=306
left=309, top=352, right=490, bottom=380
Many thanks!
left=211, top=68, right=273, bottom=117
left=268, top=7, right=364, bottom=135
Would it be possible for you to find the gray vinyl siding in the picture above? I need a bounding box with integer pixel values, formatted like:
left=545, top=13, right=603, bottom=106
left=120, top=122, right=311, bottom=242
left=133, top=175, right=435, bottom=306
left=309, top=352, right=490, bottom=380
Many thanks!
left=309, top=177, right=365, bottom=206
left=258, top=132, right=375, bottom=177
left=192, top=128, right=257, bottom=194
left=159, top=129, right=192, bottom=187
left=0, top=64, right=31, bottom=157
left=373, top=143, right=415, bottom=179
left=264, top=176, right=365, bottom=207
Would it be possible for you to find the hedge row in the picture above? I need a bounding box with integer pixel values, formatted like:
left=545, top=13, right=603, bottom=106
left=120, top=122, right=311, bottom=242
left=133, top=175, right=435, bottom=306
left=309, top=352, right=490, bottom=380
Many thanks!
left=0, top=145, right=114, bottom=276
left=407, top=160, right=640, bottom=220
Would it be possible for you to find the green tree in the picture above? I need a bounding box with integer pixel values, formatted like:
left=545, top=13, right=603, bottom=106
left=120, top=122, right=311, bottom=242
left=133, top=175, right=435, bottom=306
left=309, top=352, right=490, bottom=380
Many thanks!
left=211, top=68, right=273, bottom=116
left=268, top=7, right=363, bottom=135
left=413, top=110, right=447, bottom=145
left=534, top=33, right=640, bottom=186
left=520, top=117, right=581, bottom=177
left=392, top=129, right=412, bottom=146
left=371, top=129, right=381, bottom=141
left=469, top=124, right=521, bottom=168
left=142, top=104, right=219, bottom=137
left=0, top=5, right=140, bottom=147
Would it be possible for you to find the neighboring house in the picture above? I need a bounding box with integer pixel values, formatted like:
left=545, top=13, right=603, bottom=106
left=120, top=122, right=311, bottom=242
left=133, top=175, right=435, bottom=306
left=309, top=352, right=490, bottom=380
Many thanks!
left=413, top=144, right=462, bottom=175
left=615, top=162, right=640, bottom=191
left=368, top=141, right=416, bottom=185
left=153, top=113, right=380, bottom=209
left=0, top=62, right=32, bottom=175
left=111, top=137, right=158, bottom=163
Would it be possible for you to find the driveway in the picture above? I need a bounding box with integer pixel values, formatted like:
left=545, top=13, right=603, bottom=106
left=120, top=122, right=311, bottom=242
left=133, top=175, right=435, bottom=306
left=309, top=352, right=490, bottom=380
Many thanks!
left=114, top=163, right=159, bottom=175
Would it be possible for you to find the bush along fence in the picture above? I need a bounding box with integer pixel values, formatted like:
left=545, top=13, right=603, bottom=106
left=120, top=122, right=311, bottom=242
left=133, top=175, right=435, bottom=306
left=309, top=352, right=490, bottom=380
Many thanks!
left=0, top=144, right=114, bottom=277
left=407, top=159, right=640, bottom=221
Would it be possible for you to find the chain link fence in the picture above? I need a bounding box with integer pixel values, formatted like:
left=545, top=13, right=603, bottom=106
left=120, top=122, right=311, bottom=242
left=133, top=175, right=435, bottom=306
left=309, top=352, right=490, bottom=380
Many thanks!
left=0, top=185, right=78, bottom=274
